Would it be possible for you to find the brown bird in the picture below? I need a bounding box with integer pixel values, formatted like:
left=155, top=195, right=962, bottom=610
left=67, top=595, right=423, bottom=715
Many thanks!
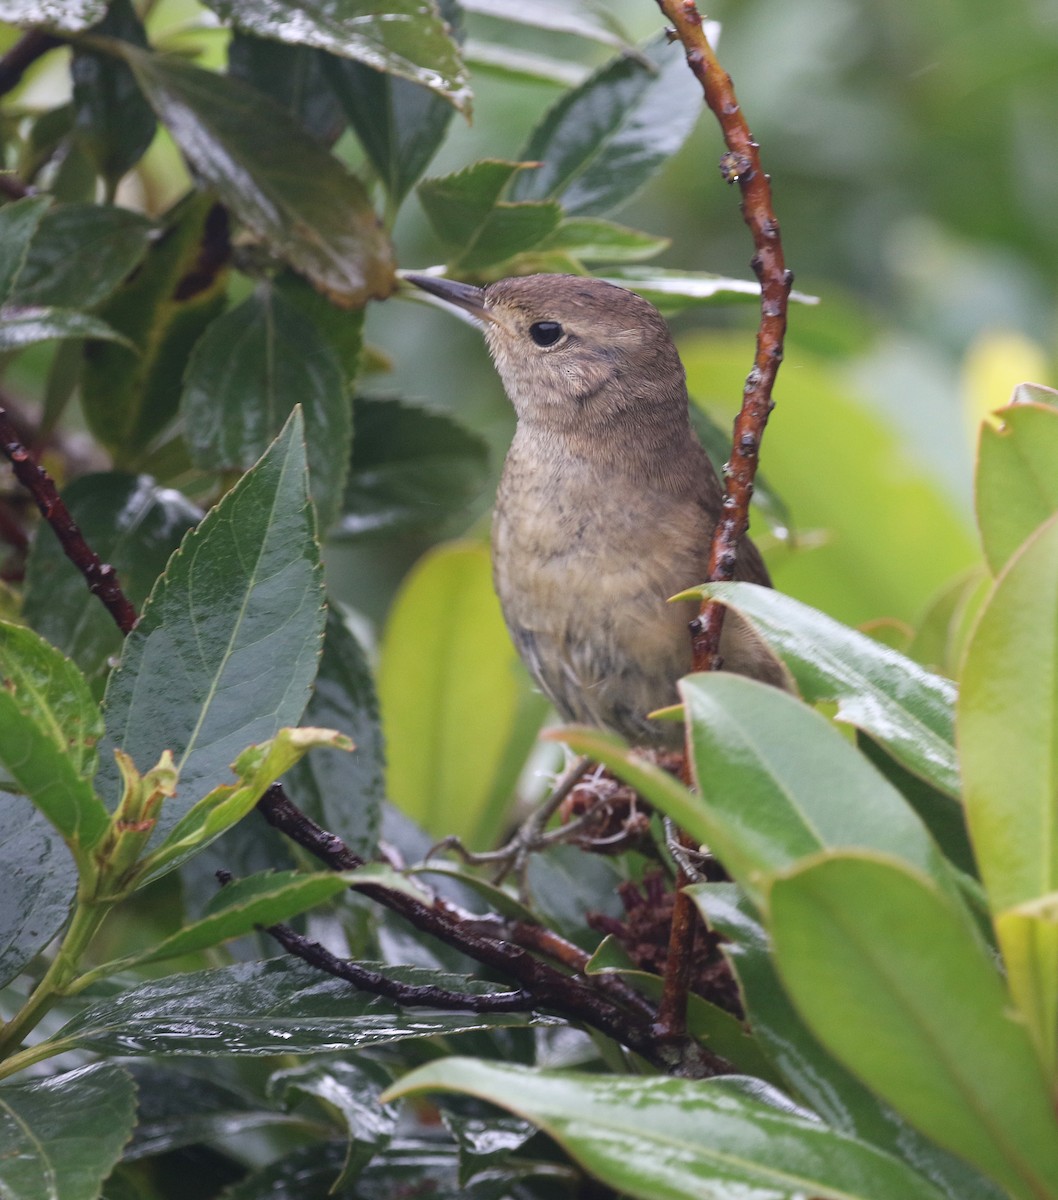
left=407, top=273, right=785, bottom=748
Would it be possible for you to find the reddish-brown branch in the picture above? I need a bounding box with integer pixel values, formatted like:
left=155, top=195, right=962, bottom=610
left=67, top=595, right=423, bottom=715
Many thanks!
left=0, top=406, right=138, bottom=634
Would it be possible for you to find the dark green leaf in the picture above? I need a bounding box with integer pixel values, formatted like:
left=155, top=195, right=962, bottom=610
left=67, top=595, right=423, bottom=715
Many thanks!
left=117, top=47, right=396, bottom=305
left=228, top=34, right=345, bottom=145
left=537, top=217, right=669, bottom=264
left=97, top=411, right=325, bottom=845
left=387, top=1059, right=951, bottom=1200
left=510, top=33, right=702, bottom=216
left=181, top=281, right=351, bottom=531
left=770, top=854, right=1058, bottom=1200
left=0, top=793, right=76, bottom=989
left=24, top=472, right=201, bottom=694
left=0, top=622, right=108, bottom=855
left=336, top=395, right=488, bottom=539
left=0, top=0, right=106, bottom=31
left=459, top=0, right=637, bottom=54
left=57, top=958, right=555, bottom=1055
left=204, top=0, right=471, bottom=112
left=8, top=203, right=153, bottom=310
left=80, top=193, right=230, bottom=462
left=463, top=40, right=589, bottom=88
left=0, top=195, right=51, bottom=302
left=0, top=305, right=131, bottom=351
left=0, top=1063, right=136, bottom=1200
left=71, top=0, right=156, bottom=188
left=282, top=607, right=384, bottom=862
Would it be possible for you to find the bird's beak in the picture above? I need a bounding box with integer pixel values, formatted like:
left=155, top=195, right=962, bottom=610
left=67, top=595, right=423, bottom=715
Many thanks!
left=404, top=274, right=499, bottom=326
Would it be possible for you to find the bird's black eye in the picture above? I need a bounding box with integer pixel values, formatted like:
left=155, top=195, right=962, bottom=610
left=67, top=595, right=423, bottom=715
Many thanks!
left=529, top=320, right=563, bottom=347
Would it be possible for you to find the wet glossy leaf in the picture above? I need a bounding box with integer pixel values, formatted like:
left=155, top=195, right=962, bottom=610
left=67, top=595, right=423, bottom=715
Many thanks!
left=0, top=1063, right=136, bottom=1200
left=387, top=1058, right=950, bottom=1200
left=459, top=0, right=636, bottom=53
left=181, top=281, right=351, bottom=531
left=24, top=472, right=201, bottom=694
left=57, top=958, right=554, bottom=1056
left=0, top=622, right=108, bottom=855
left=378, top=541, right=531, bottom=844
left=510, top=33, right=702, bottom=216
left=97, top=411, right=325, bottom=845
left=282, top=607, right=385, bottom=862
left=770, top=853, right=1058, bottom=1200
left=80, top=193, right=230, bottom=462
left=696, top=582, right=959, bottom=797
left=976, top=401, right=1058, bottom=574
left=205, top=0, right=470, bottom=111
left=70, top=0, right=156, bottom=187
left=336, top=396, right=488, bottom=539
left=537, top=218, right=668, bottom=264
left=228, top=34, right=345, bottom=144
left=0, top=194, right=51, bottom=301
left=0, top=793, right=76, bottom=989
left=0, top=0, right=106, bottom=31
left=117, top=47, right=395, bottom=305
left=0, top=304, right=131, bottom=351
left=960, top=512, right=1058, bottom=1073
left=464, top=40, right=589, bottom=88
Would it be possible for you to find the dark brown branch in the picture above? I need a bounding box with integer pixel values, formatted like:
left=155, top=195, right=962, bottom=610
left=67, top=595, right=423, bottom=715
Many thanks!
left=0, top=406, right=138, bottom=634
left=0, top=31, right=61, bottom=97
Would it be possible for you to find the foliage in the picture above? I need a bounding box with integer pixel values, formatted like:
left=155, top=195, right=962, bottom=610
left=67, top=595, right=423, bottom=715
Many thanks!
left=0, top=2, right=1055, bottom=1199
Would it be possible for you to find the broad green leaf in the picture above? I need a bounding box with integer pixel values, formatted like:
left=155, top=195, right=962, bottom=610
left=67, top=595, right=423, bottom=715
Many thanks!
left=694, top=883, right=1006, bottom=1200
left=418, top=160, right=561, bottom=271
left=377, top=541, right=532, bottom=844
left=282, top=607, right=384, bottom=862
left=769, top=853, right=1058, bottom=1200
left=98, top=410, right=325, bottom=846
left=0, top=794, right=77, bottom=989
left=386, top=1059, right=950, bottom=1200
left=0, top=1063, right=136, bottom=1200
left=204, top=0, right=471, bottom=111
left=70, top=0, right=156, bottom=188
left=7, top=203, right=153, bottom=310
left=0, top=0, right=106, bottom=30
left=537, top=218, right=669, bottom=264
left=906, top=566, right=990, bottom=680
left=80, top=193, right=230, bottom=461
left=510, top=33, right=702, bottom=217
left=0, top=195, right=51, bottom=301
left=697, top=582, right=960, bottom=797
left=181, top=281, right=351, bottom=531
left=335, top=395, right=488, bottom=539
left=24, top=472, right=200, bottom=693
left=0, top=305, right=131, bottom=351
left=464, top=39, right=589, bottom=88
left=960, top=512, right=1058, bottom=1072
left=227, top=35, right=346, bottom=145
left=459, top=0, right=637, bottom=54
left=57, top=958, right=554, bottom=1056
left=117, top=47, right=395, bottom=305
left=976, top=401, right=1058, bottom=574
left=0, top=622, right=108, bottom=854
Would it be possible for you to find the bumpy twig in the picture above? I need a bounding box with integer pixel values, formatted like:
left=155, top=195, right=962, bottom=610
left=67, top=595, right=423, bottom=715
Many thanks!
left=0, top=406, right=138, bottom=634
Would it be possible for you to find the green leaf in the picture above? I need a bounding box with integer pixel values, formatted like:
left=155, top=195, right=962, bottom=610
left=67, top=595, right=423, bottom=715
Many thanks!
left=24, top=473, right=200, bottom=693
left=460, top=0, right=635, bottom=51
left=906, top=566, right=990, bottom=680
left=418, top=160, right=561, bottom=271
left=377, top=541, right=535, bottom=844
left=335, top=395, right=488, bottom=539
left=80, top=193, right=230, bottom=462
left=97, top=410, right=325, bottom=846
left=281, top=607, right=384, bottom=862
left=0, top=0, right=106, bottom=31
left=536, top=217, right=669, bottom=264
left=227, top=34, right=345, bottom=144
left=0, top=1063, right=136, bottom=1200
left=181, top=281, right=351, bottom=532
left=976, top=401, right=1058, bottom=574
left=697, top=582, right=960, bottom=797
left=960, top=511, right=1058, bottom=1070
left=0, top=794, right=76, bottom=989
left=205, top=0, right=470, bottom=110
left=0, top=305, right=132, bottom=351
left=7, top=202, right=153, bottom=310
left=117, top=47, right=396, bottom=305
left=386, top=1059, right=951, bottom=1200
left=70, top=0, right=156, bottom=188
left=769, top=853, right=1058, bottom=1200
left=57, top=959, right=554, bottom=1056
left=0, top=195, right=51, bottom=302
left=463, top=39, right=589, bottom=89
left=510, top=33, right=702, bottom=216
left=0, top=622, right=108, bottom=855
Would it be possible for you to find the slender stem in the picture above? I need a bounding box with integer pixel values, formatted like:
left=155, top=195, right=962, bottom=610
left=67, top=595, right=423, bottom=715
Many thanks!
left=0, top=30, right=62, bottom=98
